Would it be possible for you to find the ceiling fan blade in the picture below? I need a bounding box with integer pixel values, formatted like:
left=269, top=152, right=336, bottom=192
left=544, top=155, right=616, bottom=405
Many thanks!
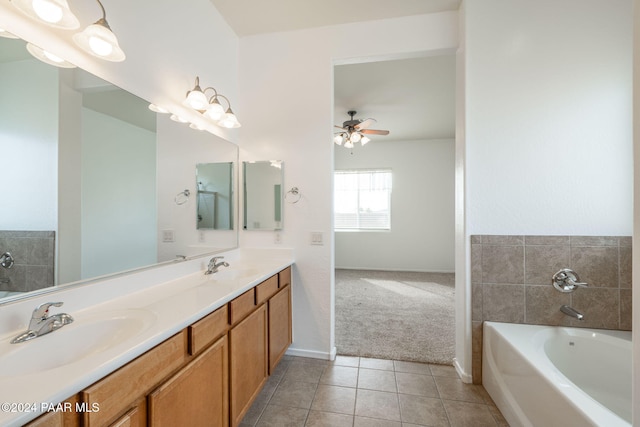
left=355, top=118, right=376, bottom=130
left=361, top=129, right=389, bottom=135
left=334, top=125, right=347, bottom=130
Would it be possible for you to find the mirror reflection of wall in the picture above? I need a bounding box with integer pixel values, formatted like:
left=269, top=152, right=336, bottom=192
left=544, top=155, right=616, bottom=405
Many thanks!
left=243, top=161, right=284, bottom=231
left=196, top=163, right=234, bottom=230
left=0, top=36, right=239, bottom=304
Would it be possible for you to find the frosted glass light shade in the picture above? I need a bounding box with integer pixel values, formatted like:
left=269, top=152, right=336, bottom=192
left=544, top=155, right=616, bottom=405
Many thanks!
left=349, top=132, right=362, bottom=143
left=218, top=110, right=241, bottom=128
left=333, top=134, right=345, bottom=145
left=26, top=42, right=75, bottom=68
left=0, top=28, right=19, bottom=39
left=12, top=0, right=80, bottom=29
left=360, top=135, right=371, bottom=145
left=148, top=104, right=169, bottom=114
left=204, top=98, right=225, bottom=120
left=73, top=21, right=125, bottom=62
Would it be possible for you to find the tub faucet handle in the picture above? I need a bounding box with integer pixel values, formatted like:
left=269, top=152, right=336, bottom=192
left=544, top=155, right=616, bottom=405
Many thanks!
left=552, top=269, right=588, bottom=292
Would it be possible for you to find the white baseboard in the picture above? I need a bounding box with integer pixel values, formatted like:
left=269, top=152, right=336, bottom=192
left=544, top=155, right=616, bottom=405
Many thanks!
left=286, top=346, right=337, bottom=361
left=453, top=357, right=473, bottom=383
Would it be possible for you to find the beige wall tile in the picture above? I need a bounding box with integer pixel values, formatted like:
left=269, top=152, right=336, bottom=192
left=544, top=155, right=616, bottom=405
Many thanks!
left=471, top=244, right=482, bottom=284
left=570, top=246, right=619, bottom=287
left=482, top=246, right=524, bottom=284
left=620, top=289, right=632, bottom=331
left=570, top=236, right=619, bottom=246
left=524, top=235, right=570, bottom=245
left=483, top=235, right=524, bottom=245
left=470, top=235, right=482, bottom=244
left=524, top=245, right=570, bottom=285
left=472, top=321, right=483, bottom=385
left=482, top=284, right=525, bottom=322
left=619, top=246, right=632, bottom=288
left=525, top=285, right=570, bottom=325
left=472, top=282, right=483, bottom=322
left=570, top=288, right=619, bottom=329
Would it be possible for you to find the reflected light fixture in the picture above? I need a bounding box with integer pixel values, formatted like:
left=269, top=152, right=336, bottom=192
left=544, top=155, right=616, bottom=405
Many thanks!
left=184, top=77, right=241, bottom=128
left=73, top=0, right=125, bottom=62
left=149, top=103, right=170, bottom=114
left=0, top=28, right=19, bottom=39
left=12, top=0, right=80, bottom=29
left=26, top=42, right=76, bottom=68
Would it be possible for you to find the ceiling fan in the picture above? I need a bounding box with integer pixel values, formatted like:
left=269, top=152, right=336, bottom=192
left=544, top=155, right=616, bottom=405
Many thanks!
left=334, top=110, right=389, bottom=148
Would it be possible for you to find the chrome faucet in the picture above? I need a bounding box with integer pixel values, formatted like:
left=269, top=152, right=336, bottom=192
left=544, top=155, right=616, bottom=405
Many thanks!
left=205, top=256, right=230, bottom=275
left=552, top=269, right=588, bottom=292
left=10, top=302, right=74, bottom=344
left=560, top=304, right=584, bottom=321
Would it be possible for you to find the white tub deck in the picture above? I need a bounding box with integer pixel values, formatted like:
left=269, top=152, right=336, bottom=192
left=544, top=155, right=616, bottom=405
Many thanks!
left=482, top=321, right=631, bottom=427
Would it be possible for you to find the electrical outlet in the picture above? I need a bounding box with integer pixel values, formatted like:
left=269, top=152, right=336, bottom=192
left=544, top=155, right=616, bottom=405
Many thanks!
left=310, top=232, right=324, bottom=246
left=162, top=230, right=175, bottom=243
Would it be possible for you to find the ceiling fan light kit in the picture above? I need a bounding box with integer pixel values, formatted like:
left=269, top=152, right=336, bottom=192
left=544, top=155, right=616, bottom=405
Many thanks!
left=334, top=110, right=389, bottom=149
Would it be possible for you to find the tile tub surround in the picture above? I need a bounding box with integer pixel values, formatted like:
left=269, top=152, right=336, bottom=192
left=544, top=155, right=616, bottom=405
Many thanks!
left=471, top=235, right=632, bottom=384
left=0, top=231, right=55, bottom=292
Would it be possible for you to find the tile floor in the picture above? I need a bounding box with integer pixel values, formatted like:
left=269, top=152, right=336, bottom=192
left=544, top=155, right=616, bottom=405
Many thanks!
left=240, top=355, right=509, bottom=427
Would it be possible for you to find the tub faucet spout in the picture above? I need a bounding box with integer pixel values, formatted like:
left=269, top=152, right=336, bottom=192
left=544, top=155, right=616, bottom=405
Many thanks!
left=560, top=305, right=584, bottom=320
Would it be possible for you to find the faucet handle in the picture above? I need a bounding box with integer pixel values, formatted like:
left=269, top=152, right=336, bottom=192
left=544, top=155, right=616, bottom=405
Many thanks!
left=32, top=302, right=63, bottom=319
left=552, top=269, right=588, bottom=292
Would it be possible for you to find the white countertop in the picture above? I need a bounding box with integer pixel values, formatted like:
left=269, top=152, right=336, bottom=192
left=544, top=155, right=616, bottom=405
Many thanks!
left=0, top=248, right=294, bottom=427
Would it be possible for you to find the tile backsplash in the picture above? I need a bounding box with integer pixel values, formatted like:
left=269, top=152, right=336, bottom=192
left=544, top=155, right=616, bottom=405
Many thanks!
left=0, top=231, right=55, bottom=293
left=471, top=235, right=632, bottom=384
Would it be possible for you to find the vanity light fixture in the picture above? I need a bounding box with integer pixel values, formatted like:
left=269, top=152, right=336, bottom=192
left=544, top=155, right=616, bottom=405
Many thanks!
left=26, top=42, right=76, bottom=68
left=0, top=28, right=19, bottom=39
left=73, top=0, right=125, bottom=62
left=170, top=114, right=189, bottom=123
left=184, top=76, right=241, bottom=128
left=12, top=0, right=80, bottom=29
left=149, top=103, right=170, bottom=114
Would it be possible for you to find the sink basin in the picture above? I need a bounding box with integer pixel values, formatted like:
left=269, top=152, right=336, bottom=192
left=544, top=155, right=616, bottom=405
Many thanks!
left=0, top=309, right=156, bottom=377
left=207, top=268, right=260, bottom=281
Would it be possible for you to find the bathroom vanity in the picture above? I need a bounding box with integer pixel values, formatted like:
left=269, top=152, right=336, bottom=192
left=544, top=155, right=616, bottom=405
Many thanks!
left=0, top=249, right=293, bottom=427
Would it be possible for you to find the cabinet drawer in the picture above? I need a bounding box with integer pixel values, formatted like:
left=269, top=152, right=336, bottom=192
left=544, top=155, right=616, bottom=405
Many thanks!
left=229, top=288, right=256, bottom=325
left=189, top=305, right=229, bottom=355
left=279, top=266, right=291, bottom=289
left=255, top=275, right=278, bottom=305
left=81, top=331, right=187, bottom=426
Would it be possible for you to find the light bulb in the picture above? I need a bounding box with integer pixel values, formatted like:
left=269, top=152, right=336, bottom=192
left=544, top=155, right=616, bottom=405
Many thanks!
left=89, top=35, right=113, bottom=56
left=32, top=0, right=63, bottom=23
left=349, top=132, right=362, bottom=143
left=204, top=99, right=225, bottom=120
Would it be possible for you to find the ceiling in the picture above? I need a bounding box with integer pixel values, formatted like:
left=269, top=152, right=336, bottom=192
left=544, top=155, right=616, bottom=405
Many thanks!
left=210, top=0, right=461, bottom=37
left=211, top=0, right=458, bottom=144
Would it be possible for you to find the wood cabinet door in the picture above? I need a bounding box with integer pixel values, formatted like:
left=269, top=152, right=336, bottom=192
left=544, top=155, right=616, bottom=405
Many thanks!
left=148, top=335, right=229, bottom=427
left=229, top=304, right=267, bottom=427
left=268, top=284, right=292, bottom=373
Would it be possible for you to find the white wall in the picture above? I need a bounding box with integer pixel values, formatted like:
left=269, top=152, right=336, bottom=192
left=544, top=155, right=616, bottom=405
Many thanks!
left=0, top=59, right=58, bottom=230
left=334, top=139, right=455, bottom=272
left=0, top=0, right=239, bottom=142
left=632, top=0, right=639, bottom=422
left=239, top=13, right=458, bottom=359
left=156, top=116, right=238, bottom=262
left=465, top=0, right=633, bottom=236
left=81, top=108, right=157, bottom=278
left=462, top=0, right=633, bottom=382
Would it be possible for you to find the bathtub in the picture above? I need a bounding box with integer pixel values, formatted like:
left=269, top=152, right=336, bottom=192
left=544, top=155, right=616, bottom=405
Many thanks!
left=482, top=321, right=631, bottom=427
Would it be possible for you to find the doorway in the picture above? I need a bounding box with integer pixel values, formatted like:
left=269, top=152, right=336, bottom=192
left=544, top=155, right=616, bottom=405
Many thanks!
left=333, top=55, right=456, bottom=364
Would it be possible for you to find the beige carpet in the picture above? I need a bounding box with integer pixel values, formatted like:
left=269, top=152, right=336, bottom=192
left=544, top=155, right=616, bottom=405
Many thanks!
left=335, top=269, right=455, bottom=365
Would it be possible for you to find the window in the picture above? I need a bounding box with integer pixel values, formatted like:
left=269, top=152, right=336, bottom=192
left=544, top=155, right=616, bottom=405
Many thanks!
left=334, top=169, right=392, bottom=230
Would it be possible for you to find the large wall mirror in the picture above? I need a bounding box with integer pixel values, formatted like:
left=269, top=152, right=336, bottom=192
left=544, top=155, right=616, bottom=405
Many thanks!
left=0, top=37, right=238, bottom=304
left=243, top=161, right=284, bottom=230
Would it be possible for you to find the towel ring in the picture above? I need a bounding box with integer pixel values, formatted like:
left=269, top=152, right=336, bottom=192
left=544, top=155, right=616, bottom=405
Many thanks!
left=285, top=187, right=301, bottom=204
left=174, top=189, right=190, bottom=205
